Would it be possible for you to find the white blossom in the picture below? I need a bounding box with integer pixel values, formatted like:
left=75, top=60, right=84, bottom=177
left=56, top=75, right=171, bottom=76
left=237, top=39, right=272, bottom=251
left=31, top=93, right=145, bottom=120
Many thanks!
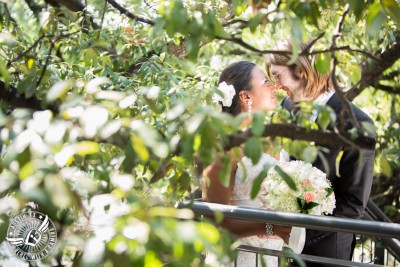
left=213, top=82, right=236, bottom=107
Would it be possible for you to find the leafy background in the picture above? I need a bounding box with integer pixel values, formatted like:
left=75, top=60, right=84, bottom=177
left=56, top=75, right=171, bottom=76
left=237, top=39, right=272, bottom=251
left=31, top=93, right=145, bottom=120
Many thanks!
left=0, top=0, right=399, bottom=266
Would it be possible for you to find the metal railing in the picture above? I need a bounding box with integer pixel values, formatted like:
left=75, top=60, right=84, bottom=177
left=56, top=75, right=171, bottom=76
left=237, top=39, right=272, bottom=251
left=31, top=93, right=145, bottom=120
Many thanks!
left=355, top=200, right=400, bottom=266
left=180, top=200, right=400, bottom=266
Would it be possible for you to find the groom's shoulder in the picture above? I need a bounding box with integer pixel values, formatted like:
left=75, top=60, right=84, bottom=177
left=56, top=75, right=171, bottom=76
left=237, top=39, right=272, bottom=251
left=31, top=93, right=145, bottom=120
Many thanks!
left=349, top=101, right=374, bottom=125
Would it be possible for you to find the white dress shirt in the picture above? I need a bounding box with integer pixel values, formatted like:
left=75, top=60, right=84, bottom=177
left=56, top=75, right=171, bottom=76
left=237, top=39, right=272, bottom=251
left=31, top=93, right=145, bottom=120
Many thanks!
left=310, top=91, right=335, bottom=121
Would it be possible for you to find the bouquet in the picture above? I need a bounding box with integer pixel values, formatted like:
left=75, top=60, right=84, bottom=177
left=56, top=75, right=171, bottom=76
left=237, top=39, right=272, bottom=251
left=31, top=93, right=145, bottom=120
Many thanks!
left=259, top=160, right=336, bottom=215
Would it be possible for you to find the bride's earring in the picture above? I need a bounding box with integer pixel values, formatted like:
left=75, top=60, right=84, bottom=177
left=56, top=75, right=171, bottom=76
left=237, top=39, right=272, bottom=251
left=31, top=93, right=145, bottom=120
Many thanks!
left=247, top=99, right=252, bottom=117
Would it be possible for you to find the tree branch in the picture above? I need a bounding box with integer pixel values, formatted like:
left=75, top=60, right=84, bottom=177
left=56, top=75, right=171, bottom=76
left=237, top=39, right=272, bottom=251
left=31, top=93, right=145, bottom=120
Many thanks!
left=0, top=81, right=58, bottom=113
left=374, top=84, right=400, bottom=95
left=346, top=39, right=400, bottom=100
left=8, top=32, right=79, bottom=68
left=99, top=0, right=108, bottom=33
left=7, top=34, right=46, bottom=67
left=216, top=35, right=287, bottom=55
left=106, top=0, right=155, bottom=25
left=308, top=46, right=379, bottom=61
left=329, top=4, right=360, bottom=130
left=303, top=32, right=325, bottom=52
left=36, top=41, right=55, bottom=88
left=139, top=121, right=377, bottom=184
left=224, top=124, right=376, bottom=151
left=216, top=35, right=380, bottom=60
left=44, top=0, right=84, bottom=12
left=3, top=3, right=19, bottom=28
left=24, top=0, right=46, bottom=15
left=223, top=19, right=249, bottom=27
left=382, top=70, right=400, bottom=80
left=44, top=0, right=99, bottom=29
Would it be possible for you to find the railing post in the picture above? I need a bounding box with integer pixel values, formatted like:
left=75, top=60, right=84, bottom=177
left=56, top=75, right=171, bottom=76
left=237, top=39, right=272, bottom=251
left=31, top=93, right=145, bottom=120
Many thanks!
left=374, top=240, right=385, bottom=265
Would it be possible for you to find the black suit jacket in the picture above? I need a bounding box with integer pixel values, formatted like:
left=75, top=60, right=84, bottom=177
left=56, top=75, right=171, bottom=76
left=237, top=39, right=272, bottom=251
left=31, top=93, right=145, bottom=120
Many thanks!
left=282, top=93, right=375, bottom=247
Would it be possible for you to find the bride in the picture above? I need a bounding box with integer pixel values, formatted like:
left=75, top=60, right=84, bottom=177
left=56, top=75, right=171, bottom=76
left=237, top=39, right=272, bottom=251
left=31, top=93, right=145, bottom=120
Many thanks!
left=202, top=61, right=299, bottom=267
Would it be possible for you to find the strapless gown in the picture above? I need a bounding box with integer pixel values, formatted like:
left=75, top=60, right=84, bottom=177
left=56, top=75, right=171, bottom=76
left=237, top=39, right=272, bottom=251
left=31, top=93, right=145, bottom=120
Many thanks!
left=230, top=153, right=305, bottom=267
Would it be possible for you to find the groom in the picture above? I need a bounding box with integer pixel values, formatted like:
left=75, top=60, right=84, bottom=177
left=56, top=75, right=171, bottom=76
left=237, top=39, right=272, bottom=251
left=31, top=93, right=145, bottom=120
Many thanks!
left=266, top=40, right=375, bottom=266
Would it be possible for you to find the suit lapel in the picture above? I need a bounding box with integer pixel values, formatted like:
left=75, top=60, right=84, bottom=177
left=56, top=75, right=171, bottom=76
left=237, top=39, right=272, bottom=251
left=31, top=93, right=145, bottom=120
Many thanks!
left=325, top=93, right=342, bottom=114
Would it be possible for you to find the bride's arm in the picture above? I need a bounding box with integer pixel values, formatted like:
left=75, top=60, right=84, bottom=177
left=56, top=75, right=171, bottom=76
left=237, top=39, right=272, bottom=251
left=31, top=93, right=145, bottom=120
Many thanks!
left=202, top=151, right=291, bottom=243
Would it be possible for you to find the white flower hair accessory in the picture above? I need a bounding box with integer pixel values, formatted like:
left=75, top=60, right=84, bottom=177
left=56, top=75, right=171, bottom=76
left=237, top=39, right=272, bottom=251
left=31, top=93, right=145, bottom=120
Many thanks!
left=213, top=81, right=236, bottom=107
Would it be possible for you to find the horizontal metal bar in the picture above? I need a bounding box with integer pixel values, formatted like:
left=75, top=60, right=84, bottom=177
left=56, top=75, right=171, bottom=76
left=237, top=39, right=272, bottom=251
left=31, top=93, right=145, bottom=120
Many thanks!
left=237, top=245, right=385, bottom=267
left=179, top=201, right=400, bottom=240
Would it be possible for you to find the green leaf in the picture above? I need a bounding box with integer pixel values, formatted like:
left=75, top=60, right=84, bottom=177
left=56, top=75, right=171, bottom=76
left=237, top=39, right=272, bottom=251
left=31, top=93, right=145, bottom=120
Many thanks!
left=315, top=53, right=331, bottom=74
left=213, top=210, right=224, bottom=224
left=251, top=112, right=265, bottom=137
left=282, top=246, right=307, bottom=267
left=250, top=164, right=272, bottom=199
left=318, top=150, right=331, bottom=177
left=381, top=0, right=400, bottom=26
left=82, top=48, right=98, bottom=67
left=349, top=0, right=365, bottom=21
left=380, top=155, right=392, bottom=178
left=209, top=13, right=230, bottom=39
left=335, top=150, right=344, bottom=177
left=0, top=215, right=9, bottom=241
left=198, top=222, right=220, bottom=243
left=232, top=0, right=248, bottom=15
left=75, top=142, right=99, bottom=155
left=249, top=12, right=266, bottom=32
left=274, top=165, right=297, bottom=191
left=0, top=59, right=9, bottom=88
left=46, top=80, right=74, bottom=102
left=44, top=174, right=72, bottom=208
left=317, top=110, right=331, bottom=130
left=366, top=3, right=387, bottom=37
left=19, top=161, right=36, bottom=179
left=349, top=63, right=362, bottom=84
left=244, top=137, right=262, bottom=165
left=326, top=188, right=333, bottom=197
left=16, top=77, right=35, bottom=97
left=302, top=146, right=318, bottom=163
left=131, top=134, right=150, bottom=162
left=219, top=154, right=232, bottom=188
left=186, top=36, right=200, bottom=60
left=307, top=2, right=321, bottom=28
left=297, top=198, right=320, bottom=213
left=144, top=250, right=162, bottom=266
left=361, top=121, right=376, bottom=137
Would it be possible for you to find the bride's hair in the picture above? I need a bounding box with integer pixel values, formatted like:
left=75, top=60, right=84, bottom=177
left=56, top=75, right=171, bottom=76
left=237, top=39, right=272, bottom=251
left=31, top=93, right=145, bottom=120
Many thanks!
left=218, top=61, right=255, bottom=116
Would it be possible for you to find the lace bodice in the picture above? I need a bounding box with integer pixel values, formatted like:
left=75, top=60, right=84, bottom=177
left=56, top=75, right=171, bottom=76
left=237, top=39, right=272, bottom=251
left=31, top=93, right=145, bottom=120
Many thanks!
left=231, top=153, right=278, bottom=206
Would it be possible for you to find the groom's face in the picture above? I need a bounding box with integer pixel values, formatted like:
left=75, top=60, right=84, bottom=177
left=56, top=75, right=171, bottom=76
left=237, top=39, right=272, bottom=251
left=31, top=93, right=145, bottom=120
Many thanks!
left=270, top=64, right=304, bottom=102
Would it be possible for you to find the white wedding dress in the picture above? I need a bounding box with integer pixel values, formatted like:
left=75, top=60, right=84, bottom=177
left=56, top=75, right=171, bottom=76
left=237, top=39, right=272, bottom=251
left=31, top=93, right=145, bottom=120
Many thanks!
left=230, top=153, right=305, bottom=267
left=230, top=153, right=282, bottom=267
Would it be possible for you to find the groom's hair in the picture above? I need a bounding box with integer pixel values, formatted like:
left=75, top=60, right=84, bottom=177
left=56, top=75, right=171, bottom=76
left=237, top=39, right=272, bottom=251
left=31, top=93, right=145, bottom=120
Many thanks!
left=265, top=39, right=333, bottom=100
left=218, top=61, right=256, bottom=116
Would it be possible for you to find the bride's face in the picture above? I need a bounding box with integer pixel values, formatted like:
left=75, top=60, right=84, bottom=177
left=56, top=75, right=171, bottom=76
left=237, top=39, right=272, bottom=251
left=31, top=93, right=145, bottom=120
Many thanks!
left=247, top=67, right=277, bottom=112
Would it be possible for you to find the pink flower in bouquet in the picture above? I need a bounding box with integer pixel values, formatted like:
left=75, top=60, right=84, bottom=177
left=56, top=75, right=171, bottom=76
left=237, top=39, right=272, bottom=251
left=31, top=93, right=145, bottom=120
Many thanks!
left=304, top=192, right=315, bottom=203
